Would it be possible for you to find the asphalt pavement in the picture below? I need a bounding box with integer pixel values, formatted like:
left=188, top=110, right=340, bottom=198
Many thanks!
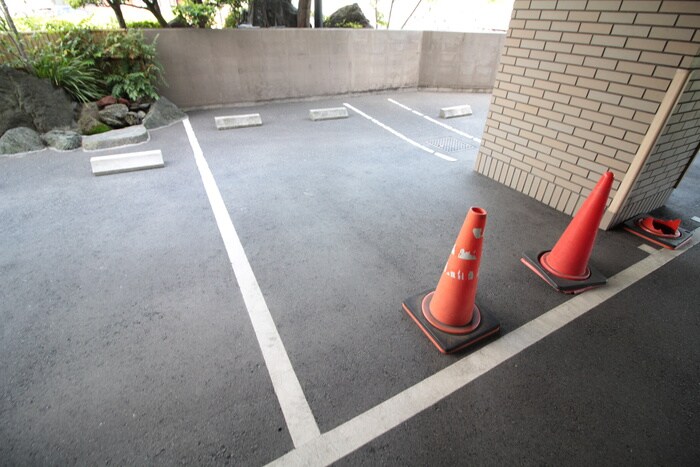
left=1, top=91, right=698, bottom=465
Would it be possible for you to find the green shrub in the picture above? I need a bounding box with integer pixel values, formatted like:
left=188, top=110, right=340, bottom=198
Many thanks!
left=224, top=1, right=247, bottom=28
left=173, top=1, right=217, bottom=28
left=2, top=23, right=164, bottom=102
left=31, top=50, right=103, bottom=102
left=323, top=20, right=365, bottom=29
left=98, top=30, right=163, bottom=101
left=126, top=21, right=161, bottom=29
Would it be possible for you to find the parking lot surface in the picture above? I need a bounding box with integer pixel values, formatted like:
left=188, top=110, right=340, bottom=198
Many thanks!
left=2, top=91, right=698, bottom=465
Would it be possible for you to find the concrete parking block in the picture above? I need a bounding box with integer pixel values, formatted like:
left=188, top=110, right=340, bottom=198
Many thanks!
left=215, top=114, right=263, bottom=130
left=309, top=107, right=349, bottom=121
left=82, top=125, right=149, bottom=150
left=90, top=149, right=164, bottom=176
left=439, top=105, right=473, bottom=119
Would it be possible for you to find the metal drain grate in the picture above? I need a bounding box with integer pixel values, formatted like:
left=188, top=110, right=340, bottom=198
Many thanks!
left=426, top=136, right=474, bottom=152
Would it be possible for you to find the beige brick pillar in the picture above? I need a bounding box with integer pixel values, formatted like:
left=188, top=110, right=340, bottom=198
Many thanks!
left=475, top=0, right=700, bottom=229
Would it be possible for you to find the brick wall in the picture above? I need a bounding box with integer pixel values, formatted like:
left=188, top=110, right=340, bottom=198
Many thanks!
left=475, top=0, right=700, bottom=228
left=612, top=70, right=700, bottom=224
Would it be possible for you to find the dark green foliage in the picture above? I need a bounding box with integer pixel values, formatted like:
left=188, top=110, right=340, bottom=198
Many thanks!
left=173, top=1, right=218, bottom=28
left=1, top=22, right=163, bottom=102
left=30, top=50, right=103, bottom=102
left=97, top=29, right=163, bottom=101
left=126, top=21, right=161, bottom=29
left=224, top=0, right=247, bottom=27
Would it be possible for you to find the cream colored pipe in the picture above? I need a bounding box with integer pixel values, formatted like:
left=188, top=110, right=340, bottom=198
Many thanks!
left=601, top=68, right=690, bottom=229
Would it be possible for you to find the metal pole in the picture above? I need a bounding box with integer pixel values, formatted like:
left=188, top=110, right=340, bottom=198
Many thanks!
left=314, top=0, right=322, bottom=28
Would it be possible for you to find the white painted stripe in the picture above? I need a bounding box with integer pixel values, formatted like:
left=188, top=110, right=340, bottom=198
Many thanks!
left=343, top=103, right=457, bottom=162
left=637, top=243, right=658, bottom=254
left=387, top=98, right=411, bottom=111
left=692, top=216, right=700, bottom=223
left=387, top=98, right=482, bottom=144
left=268, top=228, right=700, bottom=466
left=182, top=119, right=320, bottom=447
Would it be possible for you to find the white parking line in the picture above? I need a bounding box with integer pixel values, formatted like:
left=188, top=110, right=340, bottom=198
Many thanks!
left=343, top=103, right=457, bottom=162
left=183, top=119, right=320, bottom=448
left=637, top=243, right=658, bottom=254
left=692, top=216, right=700, bottom=223
left=387, top=98, right=482, bottom=144
left=268, top=227, right=700, bottom=466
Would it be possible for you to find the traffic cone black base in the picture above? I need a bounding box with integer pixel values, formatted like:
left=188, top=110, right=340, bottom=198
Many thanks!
left=623, top=215, right=692, bottom=250
left=521, top=251, right=607, bottom=294
left=402, top=289, right=500, bottom=354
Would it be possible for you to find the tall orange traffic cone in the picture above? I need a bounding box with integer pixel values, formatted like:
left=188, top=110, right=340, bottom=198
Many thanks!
left=402, top=207, right=500, bottom=354
left=521, top=171, right=614, bottom=294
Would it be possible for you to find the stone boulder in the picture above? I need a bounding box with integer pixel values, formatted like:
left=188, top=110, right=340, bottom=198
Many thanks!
left=252, top=0, right=297, bottom=27
left=96, top=95, right=118, bottom=109
left=143, top=97, right=187, bottom=129
left=0, top=66, right=74, bottom=137
left=78, top=102, right=110, bottom=135
left=325, top=3, right=372, bottom=28
left=0, top=127, right=45, bottom=154
left=41, top=129, right=82, bottom=151
left=99, top=103, right=129, bottom=128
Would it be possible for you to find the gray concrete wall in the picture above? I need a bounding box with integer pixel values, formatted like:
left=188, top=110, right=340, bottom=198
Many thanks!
left=145, top=29, right=504, bottom=109
left=418, top=31, right=505, bottom=90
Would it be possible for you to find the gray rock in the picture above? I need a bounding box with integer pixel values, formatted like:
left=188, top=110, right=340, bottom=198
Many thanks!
left=0, top=66, right=74, bottom=136
left=143, top=97, right=186, bottom=130
left=137, top=110, right=147, bottom=120
left=78, top=102, right=110, bottom=135
left=41, top=129, right=82, bottom=151
left=0, top=127, right=45, bottom=154
left=98, top=103, right=129, bottom=128
left=325, top=3, right=372, bottom=28
left=124, top=112, right=142, bottom=126
left=130, top=102, right=151, bottom=112
left=82, top=125, right=149, bottom=151
left=251, top=0, right=297, bottom=27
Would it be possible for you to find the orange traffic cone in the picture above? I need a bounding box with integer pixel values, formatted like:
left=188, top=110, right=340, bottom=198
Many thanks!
left=402, top=207, right=500, bottom=354
left=521, top=171, right=613, bottom=294
left=623, top=215, right=693, bottom=249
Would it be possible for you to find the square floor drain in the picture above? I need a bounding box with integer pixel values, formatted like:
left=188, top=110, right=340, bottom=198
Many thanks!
left=426, top=136, right=475, bottom=152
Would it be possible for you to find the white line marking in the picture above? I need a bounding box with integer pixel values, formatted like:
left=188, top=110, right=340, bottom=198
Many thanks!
left=183, top=119, right=320, bottom=447
left=387, top=98, right=411, bottom=111
left=268, top=228, right=699, bottom=466
left=387, top=98, right=482, bottom=144
left=692, top=216, right=700, bottom=223
left=343, top=103, right=457, bottom=162
left=637, top=243, right=658, bottom=254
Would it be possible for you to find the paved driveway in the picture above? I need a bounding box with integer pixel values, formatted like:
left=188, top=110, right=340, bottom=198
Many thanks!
left=1, top=91, right=699, bottom=465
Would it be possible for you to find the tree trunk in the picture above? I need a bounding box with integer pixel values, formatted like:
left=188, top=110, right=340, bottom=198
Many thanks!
left=143, top=0, right=169, bottom=27
left=108, top=0, right=128, bottom=29
left=401, top=0, right=423, bottom=30
left=387, top=0, right=395, bottom=29
left=0, top=0, right=33, bottom=71
left=297, top=0, right=311, bottom=28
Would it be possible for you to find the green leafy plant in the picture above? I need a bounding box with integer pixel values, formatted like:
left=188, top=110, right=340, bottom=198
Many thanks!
left=327, top=21, right=365, bottom=29
left=173, top=0, right=217, bottom=28
left=224, top=0, right=247, bottom=27
left=126, top=20, right=161, bottom=29
left=30, top=49, right=103, bottom=102
left=2, top=21, right=164, bottom=103
left=98, top=29, right=163, bottom=101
